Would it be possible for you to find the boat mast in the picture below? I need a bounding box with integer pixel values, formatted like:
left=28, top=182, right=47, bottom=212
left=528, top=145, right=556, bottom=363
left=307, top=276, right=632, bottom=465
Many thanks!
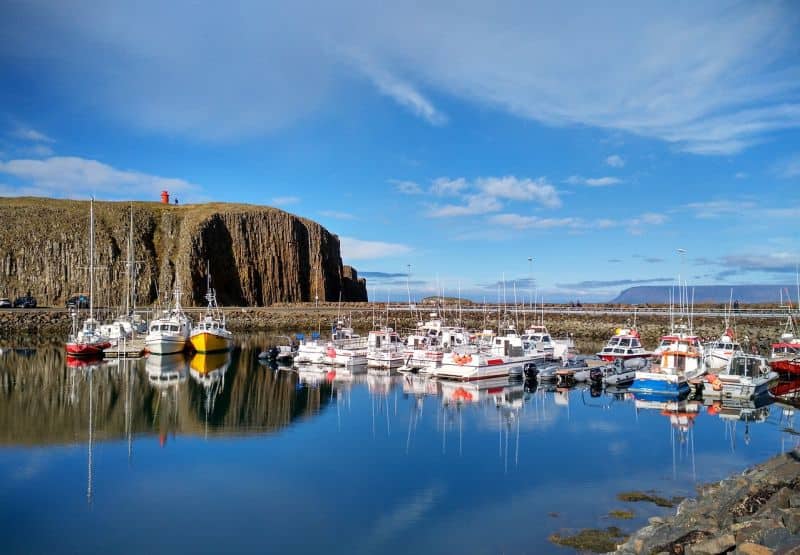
left=89, top=198, right=95, bottom=322
left=125, top=204, right=133, bottom=317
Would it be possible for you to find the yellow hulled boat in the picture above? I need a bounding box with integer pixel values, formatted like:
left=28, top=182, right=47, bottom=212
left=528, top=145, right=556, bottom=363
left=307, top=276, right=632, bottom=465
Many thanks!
left=189, top=265, right=233, bottom=353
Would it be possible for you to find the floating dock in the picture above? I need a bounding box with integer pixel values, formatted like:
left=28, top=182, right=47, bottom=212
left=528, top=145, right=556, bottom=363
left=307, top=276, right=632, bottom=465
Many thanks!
left=104, top=338, right=146, bottom=359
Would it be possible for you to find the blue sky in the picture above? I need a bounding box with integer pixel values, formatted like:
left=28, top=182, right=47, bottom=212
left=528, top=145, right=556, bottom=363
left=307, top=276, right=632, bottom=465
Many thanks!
left=1, top=1, right=799, bottom=302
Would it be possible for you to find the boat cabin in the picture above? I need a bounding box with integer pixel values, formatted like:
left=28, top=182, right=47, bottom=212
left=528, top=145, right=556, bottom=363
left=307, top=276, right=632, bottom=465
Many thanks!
left=726, top=354, right=770, bottom=378
left=151, top=322, right=181, bottom=333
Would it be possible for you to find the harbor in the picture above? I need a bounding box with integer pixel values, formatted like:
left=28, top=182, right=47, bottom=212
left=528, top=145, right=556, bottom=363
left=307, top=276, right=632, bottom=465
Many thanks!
left=2, top=336, right=800, bottom=553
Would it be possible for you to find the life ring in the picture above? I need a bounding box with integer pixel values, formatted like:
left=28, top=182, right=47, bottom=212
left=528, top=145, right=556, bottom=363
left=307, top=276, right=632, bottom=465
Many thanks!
left=454, top=354, right=472, bottom=365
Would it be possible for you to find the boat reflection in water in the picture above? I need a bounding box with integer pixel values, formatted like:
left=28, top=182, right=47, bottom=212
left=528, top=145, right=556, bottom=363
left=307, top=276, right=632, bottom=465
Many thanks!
left=189, top=352, right=232, bottom=435
left=704, top=395, right=775, bottom=451
left=634, top=394, right=701, bottom=480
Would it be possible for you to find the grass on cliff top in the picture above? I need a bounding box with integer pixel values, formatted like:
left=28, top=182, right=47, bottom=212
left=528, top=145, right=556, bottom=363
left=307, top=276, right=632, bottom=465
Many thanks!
left=549, top=526, right=627, bottom=553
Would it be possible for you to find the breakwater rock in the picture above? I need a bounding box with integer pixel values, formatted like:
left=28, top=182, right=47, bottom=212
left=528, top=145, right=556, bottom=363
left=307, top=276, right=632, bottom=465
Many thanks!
left=616, top=451, right=800, bottom=554
left=0, top=197, right=367, bottom=307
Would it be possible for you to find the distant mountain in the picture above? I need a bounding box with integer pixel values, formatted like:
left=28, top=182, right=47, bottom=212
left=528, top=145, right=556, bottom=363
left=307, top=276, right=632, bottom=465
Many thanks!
left=611, top=285, right=796, bottom=304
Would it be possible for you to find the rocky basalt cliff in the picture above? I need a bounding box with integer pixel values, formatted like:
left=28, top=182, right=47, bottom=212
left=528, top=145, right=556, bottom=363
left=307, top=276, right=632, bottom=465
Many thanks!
left=0, top=197, right=367, bottom=307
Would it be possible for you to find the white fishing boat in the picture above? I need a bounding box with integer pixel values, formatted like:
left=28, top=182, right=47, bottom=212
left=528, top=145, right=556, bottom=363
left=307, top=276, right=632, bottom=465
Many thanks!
left=597, top=327, right=651, bottom=362
left=401, top=313, right=472, bottom=372
left=294, top=332, right=326, bottom=364
left=703, top=328, right=743, bottom=371
left=366, top=327, right=405, bottom=369
left=323, top=319, right=367, bottom=367
left=189, top=266, right=233, bottom=353
left=521, top=325, right=555, bottom=360
left=145, top=284, right=192, bottom=355
left=704, top=353, right=778, bottom=399
left=433, top=324, right=538, bottom=381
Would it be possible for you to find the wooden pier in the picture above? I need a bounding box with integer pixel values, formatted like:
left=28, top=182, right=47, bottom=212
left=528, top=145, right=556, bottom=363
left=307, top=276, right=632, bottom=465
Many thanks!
left=104, top=338, right=146, bottom=359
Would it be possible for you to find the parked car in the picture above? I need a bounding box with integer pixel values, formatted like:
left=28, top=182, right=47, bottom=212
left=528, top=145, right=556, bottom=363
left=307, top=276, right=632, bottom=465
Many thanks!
left=13, top=294, right=37, bottom=308
left=0, top=298, right=11, bottom=308
left=66, top=294, right=90, bottom=309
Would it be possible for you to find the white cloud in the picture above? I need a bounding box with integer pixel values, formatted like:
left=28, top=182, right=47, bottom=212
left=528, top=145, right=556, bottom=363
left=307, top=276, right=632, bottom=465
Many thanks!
left=430, top=177, right=467, bottom=196
left=476, top=176, right=561, bottom=207
left=5, top=2, right=798, bottom=151
left=565, top=175, right=623, bottom=186
left=361, top=64, right=446, bottom=125
left=488, top=213, right=583, bottom=230
left=686, top=199, right=758, bottom=219
left=605, top=155, right=625, bottom=168
left=427, top=195, right=502, bottom=217
left=0, top=156, right=196, bottom=198
left=11, top=126, right=54, bottom=143
left=271, top=196, right=300, bottom=206
left=390, top=179, right=423, bottom=195
left=638, top=212, right=667, bottom=225
left=340, top=236, right=412, bottom=260
left=585, top=177, right=622, bottom=186
left=319, top=210, right=355, bottom=220
left=734, top=172, right=748, bottom=179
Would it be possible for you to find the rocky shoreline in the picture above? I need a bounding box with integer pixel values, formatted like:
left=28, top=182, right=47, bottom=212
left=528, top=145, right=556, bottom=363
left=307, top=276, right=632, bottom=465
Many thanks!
left=615, top=450, right=800, bottom=554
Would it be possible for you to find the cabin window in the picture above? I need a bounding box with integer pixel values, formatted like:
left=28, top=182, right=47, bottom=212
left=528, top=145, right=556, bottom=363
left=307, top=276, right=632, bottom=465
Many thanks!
left=170, top=325, right=179, bottom=332
left=150, top=325, right=158, bottom=332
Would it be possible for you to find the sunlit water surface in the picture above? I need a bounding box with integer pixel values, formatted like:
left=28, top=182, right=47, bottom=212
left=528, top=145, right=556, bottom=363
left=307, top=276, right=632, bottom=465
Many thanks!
left=1, top=337, right=799, bottom=554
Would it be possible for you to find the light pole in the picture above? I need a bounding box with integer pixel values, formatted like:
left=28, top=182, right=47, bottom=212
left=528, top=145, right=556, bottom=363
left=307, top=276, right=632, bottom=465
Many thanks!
left=406, top=264, right=412, bottom=307
left=527, top=257, right=533, bottom=309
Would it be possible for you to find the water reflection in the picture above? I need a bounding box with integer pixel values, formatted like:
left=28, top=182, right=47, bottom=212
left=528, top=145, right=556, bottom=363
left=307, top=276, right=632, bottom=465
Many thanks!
left=6, top=344, right=800, bottom=555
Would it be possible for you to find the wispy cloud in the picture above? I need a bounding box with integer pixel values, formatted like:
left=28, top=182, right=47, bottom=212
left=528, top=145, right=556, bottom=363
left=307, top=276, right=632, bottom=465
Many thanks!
left=488, top=213, right=584, bottom=230
left=319, top=210, right=355, bottom=220
left=359, top=61, right=446, bottom=125
left=430, top=177, right=467, bottom=196
left=476, top=176, right=561, bottom=207
left=685, top=199, right=758, bottom=219
left=605, top=154, right=625, bottom=168
left=11, top=126, right=54, bottom=143
left=428, top=195, right=502, bottom=217
left=734, top=172, right=748, bottom=179
left=339, top=236, right=412, bottom=260
left=390, top=179, right=423, bottom=195
left=776, top=154, right=800, bottom=179
left=271, top=196, right=300, bottom=206
left=360, top=271, right=409, bottom=278
left=6, top=3, right=797, bottom=151
left=0, top=156, right=196, bottom=199
left=565, top=175, right=623, bottom=187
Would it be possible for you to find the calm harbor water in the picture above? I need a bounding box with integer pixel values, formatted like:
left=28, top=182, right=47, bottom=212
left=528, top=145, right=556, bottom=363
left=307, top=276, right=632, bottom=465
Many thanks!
left=2, top=336, right=799, bottom=554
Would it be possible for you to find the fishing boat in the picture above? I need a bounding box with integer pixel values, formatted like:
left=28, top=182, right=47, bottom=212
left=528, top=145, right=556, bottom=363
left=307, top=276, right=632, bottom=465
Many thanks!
left=703, top=353, right=778, bottom=399
left=703, top=328, right=743, bottom=372
left=433, top=323, right=538, bottom=381
left=630, top=327, right=706, bottom=397
left=66, top=199, right=111, bottom=358
left=189, top=266, right=233, bottom=353
left=294, top=332, right=326, bottom=364
left=770, top=314, right=800, bottom=375
left=401, top=313, right=471, bottom=372
left=521, top=325, right=555, bottom=360
left=145, top=284, right=192, bottom=355
left=366, top=327, right=405, bottom=369
left=597, top=327, right=651, bottom=362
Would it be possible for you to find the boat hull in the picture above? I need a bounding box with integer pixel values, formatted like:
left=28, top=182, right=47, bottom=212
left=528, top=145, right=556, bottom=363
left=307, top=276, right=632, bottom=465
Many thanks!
left=770, top=359, right=800, bottom=374
left=146, top=336, right=187, bottom=355
left=190, top=331, right=232, bottom=353
left=65, top=341, right=110, bottom=358
left=629, top=373, right=689, bottom=397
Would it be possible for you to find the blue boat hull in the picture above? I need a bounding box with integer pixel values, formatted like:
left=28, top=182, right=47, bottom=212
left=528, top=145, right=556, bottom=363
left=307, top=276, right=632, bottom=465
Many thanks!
left=629, top=377, right=690, bottom=397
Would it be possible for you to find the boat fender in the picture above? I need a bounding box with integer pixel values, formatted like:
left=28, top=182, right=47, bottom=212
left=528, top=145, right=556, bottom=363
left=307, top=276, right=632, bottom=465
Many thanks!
left=707, top=373, right=722, bottom=391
